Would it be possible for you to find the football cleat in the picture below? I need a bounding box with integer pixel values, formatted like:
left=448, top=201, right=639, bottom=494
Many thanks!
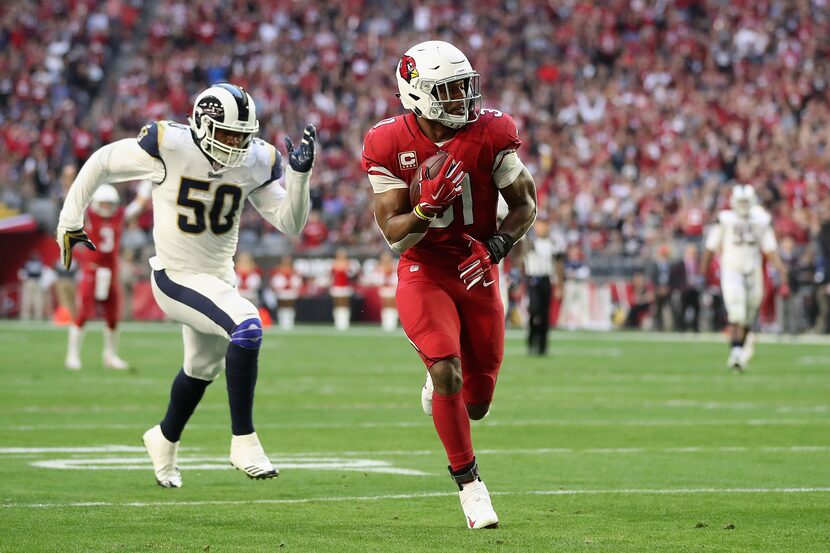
left=103, top=354, right=129, bottom=370
left=727, top=346, right=744, bottom=372
left=142, top=425, right=182, bottom=488
left=65, top=355, right=82, bottom=371
left=459, top=479, right=499, bottom=529
left=421, top=371, right=434, bottom=416
left=230, top=432, right=279, bottom=479
left=740, top=333, right=755, bottom=368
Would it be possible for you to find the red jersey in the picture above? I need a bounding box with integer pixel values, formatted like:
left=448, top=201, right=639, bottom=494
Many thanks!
left=363, top=110, right=521, bottom=268
left=332, top=266, right=351, bottom=287
left=271, top=268, right=302, bottom=293
left=82, top=207, right=125, bottom=269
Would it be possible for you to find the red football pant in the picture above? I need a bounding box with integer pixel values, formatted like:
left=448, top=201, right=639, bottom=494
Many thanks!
left=75, top=268, right=121, bottom=329
left=396, top=258, right=505, bottom=469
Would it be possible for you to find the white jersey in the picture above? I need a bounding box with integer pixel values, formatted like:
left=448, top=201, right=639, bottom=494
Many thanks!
left=58, top=120, right=311, bottom=281
left=704, top=206, right=777, bottom=275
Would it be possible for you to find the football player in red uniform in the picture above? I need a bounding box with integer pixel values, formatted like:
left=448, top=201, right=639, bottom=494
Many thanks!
left=65, top=182, right=150, bottom=370
left=362, top=40, right=537, bottom=529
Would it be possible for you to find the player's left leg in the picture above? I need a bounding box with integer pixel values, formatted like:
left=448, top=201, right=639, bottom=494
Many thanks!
left=102, top=283, right=128, bottom=370
left=452, top=267, right=504, bottom=529
left=739, top=271, right=764, bottom=369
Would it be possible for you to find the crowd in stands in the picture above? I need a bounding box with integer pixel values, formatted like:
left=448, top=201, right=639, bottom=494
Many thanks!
left=3, top=1, right=830, bottom=330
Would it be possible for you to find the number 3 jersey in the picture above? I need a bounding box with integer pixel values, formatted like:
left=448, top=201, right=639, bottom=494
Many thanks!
left=362, top=110, right=523, bottom=269
left=58, top=120, right=311, bottom=282
left=80, top=207, right=125, bottom=269
left=704, top=206, right=778, bottom=275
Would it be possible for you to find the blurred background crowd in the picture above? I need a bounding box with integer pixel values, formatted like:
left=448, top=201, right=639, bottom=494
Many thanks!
left=3, top=0, right=830, bottom=332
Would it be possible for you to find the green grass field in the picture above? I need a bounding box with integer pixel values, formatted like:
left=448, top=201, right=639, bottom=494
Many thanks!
left=1, top=321, right=828, bottom=552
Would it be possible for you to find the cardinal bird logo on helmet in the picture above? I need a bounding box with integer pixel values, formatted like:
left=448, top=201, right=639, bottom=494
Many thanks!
left=399, top=55, right=419, bottom=82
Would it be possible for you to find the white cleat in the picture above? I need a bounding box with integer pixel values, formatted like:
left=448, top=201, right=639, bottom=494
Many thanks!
left=65, top=356, right=82, bottom=371
left=421, top=372, right=433, bottom=416
left=460, top=479, right=499, bottom=529
left=103, top=354, right=129, bottom=370
left=230, top=432, right=279, bottom=479
left=142, top=425, right=181, bottom=488
left=727, top=347, right=744, bottom=372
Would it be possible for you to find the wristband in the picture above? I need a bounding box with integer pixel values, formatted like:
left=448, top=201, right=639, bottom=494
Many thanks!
left=413, top=204, right=436, bottom=222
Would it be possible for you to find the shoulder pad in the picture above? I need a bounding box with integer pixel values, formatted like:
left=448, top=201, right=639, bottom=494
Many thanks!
left=750, top=205, right=771, bottom=226
left=477, top=109, right=521, bottom=153
left=137, top=122, right=164, bottom=160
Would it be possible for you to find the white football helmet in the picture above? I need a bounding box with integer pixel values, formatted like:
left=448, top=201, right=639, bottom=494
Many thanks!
left=188, top=83, right=259, bottom=168
left=90, top=184, right=120, bottom=217
left=729, top=184, right=756, bottom=217
left=396, top=41, right=481, bottom=129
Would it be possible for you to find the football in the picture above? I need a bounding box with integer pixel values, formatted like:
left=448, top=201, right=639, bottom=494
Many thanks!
left=410, top=150, right=449, bottom=208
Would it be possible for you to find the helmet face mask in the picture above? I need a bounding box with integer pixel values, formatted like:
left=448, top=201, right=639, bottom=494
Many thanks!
left=397, top=41, right=481, bottom=130
left=188, top=83, right=259, bottom=168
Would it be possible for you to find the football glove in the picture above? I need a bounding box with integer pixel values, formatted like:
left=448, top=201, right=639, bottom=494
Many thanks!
left=485, top=233, right=515, bottom=264
left=57, top=227, right=96, bottom=270
left=284, top=123, right=316, bottom=173
left=779, top=281, right=791, bottom=299
left=458, top=233, right=493, bottom=290
left=416, top=157, right=465, bottom=218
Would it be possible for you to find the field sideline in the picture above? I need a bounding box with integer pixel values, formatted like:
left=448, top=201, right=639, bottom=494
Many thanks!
left=1, top=321, right=828, bottom=552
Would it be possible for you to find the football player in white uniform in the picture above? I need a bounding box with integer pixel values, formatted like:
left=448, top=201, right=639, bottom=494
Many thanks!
left=700, top=184, right=789, bottom=371
left=57, top=83, right=316, bottom=487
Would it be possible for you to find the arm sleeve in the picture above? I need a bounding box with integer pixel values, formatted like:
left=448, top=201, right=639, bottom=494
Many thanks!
left=247, top=166, right=310, bottom=235
left=704, top=224, right=723, bottom=252
left=492, top=150, right=526, bottom=189
left=761, top=226, right=778, bottom=254
left=58, top=139, right=165, bottom=230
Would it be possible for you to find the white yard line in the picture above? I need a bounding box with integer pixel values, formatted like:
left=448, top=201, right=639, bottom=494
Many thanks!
left=3, top=487, right=829, bottom=510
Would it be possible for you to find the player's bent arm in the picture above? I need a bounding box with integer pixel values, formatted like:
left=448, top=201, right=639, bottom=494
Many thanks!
left=373, top=188, right=431, bottom=253
left=247, top=167, right=311, bottom=235
left=497, top=167, right=538, bottom=243
left=58, top=139, right=163, bottom=231
left=699, top=248, right=715, bottom=279
left=700, top=224, right=722, bottom=277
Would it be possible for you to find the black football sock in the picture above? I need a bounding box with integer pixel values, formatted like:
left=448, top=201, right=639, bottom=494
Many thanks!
left=226, top=342, right=259, bottom=436
left=160, top=368, right=211, bottom=442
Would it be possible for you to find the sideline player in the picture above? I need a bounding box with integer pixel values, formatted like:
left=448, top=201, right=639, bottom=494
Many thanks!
left=65, top=182, right=151, bottom=370
left=363, top=41, right=537, bottom=528
left=57, top=83, right=316, bottom=487
left=700, top=184, right=789, bottom=371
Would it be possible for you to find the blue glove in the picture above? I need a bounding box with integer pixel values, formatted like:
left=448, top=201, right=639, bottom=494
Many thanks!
left=284, top=124, right=316, bottom=173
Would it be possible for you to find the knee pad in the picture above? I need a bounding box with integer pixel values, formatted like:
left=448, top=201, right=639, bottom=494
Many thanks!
left=230, top=318, right=263, bottom=350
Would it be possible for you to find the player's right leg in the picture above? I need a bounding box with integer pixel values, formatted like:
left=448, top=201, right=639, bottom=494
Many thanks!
left=150, top=268, right=277, bottom=483
left=721, top=270, right=748, bottom=371
left=66, top=273, right=95, bottom=370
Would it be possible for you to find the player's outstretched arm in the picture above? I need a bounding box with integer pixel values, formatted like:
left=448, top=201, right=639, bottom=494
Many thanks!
left=284, top=124, right=316, bottom=174
left=248, top=125, right=316, bottom=235
left=57, top=139, right=163, bottom=269
left=490, top=167, right=537, bottom=263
